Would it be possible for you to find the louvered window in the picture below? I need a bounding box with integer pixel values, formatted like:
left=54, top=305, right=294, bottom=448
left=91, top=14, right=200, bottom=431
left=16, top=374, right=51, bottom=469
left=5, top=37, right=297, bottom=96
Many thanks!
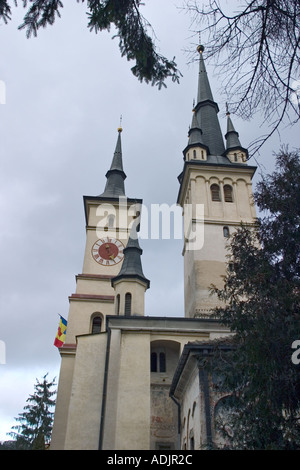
left=125, top=293, right=132, bottom=316
left=224, top=185, right=233, bottom=202
left=92, top=316, right=102, bottom=334
left=211, top=184, right=221, bottom=201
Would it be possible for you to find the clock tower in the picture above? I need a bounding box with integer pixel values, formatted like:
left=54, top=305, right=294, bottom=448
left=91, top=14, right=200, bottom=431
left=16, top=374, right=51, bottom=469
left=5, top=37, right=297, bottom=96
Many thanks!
left=51, top=126, right=146, bottom=448
left=63, top=126, right=144, bottom=343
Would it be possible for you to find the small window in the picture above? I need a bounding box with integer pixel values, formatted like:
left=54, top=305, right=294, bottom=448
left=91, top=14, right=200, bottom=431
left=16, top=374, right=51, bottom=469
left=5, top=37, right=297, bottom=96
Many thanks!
left=211, top=184, right=221, bottom=201
left=201, top=150, right=204, bottom=159
left=223, top=226, right=230, bottom=238
left=159, top=352, right=166, bottom=373
left=193, top=149, right=196, bottom=159
left=92, top=316, right=102, bottom=334
left=234, top=153, right=238, bottom=162
left=224, top=185, right=233, bottom=202
left=151, top=352, right=157, bottom=372
left=125, top=293, right=132, bottom=316
left=151, top=350, right=166, bottom=372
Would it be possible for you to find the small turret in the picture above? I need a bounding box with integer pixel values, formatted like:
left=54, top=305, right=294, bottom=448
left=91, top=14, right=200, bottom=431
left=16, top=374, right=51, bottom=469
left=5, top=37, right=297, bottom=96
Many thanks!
left=111, top=231, right=150, bottom=316
left=183, top=108, right=208, bottom=162
left=224, top=107, right=248, bottom=164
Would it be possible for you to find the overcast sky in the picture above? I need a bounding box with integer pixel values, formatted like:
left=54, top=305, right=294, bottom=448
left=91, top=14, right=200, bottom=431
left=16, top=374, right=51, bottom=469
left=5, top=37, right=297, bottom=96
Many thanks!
left=0, top=0, right=298, bottom=441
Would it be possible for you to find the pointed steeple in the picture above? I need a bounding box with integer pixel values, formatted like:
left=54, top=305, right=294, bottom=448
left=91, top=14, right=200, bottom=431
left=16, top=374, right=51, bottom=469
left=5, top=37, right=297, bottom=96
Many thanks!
left=187, top=109, right=204, bottom=147
left=196, top=44, right=214, bottom=103
left=224, top=107, right=248, bottom=163
left=225, top=109, right=242, bottom=149
left=194, top=45, right=225, bottom=156
left=99, top=127, right=127, bottom=198
left=182, top=106, right=209, bottom=162
left=111, top=232, right=150, bottom=289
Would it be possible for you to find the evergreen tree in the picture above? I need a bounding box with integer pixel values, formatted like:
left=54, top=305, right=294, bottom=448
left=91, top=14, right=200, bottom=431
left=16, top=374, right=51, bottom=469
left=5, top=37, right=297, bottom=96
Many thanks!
left=9, top=374, right=56, bottom=450
left=0, top=0, right=181, bottom=89
left=210, top=148, right=300, bottom=449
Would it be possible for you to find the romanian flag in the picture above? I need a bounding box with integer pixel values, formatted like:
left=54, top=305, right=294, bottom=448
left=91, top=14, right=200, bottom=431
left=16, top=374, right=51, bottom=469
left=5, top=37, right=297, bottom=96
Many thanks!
left=54, top=316, right=67, bottom=348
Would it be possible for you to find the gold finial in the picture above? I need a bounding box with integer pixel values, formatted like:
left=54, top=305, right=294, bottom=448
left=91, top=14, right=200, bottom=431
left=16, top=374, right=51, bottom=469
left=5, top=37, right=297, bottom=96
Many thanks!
left=118, top=115, right=123, bottom=132
left=197, top=44, right=205, bottom=54
left=197, top=31, right=204, bottom=55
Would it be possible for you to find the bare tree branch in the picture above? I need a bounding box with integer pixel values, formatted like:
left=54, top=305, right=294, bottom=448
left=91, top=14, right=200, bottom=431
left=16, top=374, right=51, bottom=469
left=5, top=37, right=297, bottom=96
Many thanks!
left=184, top=0, right=300, bottom=156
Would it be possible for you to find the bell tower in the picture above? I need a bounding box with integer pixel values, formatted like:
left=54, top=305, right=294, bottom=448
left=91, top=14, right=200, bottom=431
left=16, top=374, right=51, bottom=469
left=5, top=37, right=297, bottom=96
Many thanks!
left=62, top=127, right=143, bottom=344
left=51, top=127, right=145, bottom=449
left=177, top=45, right=257, bottom=319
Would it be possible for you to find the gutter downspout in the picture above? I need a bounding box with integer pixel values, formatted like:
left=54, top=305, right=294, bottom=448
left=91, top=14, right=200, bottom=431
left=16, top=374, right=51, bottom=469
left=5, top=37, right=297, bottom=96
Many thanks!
left=98, top=319, right=112, bottom=450
left=170, top=395, right=181, bottom=450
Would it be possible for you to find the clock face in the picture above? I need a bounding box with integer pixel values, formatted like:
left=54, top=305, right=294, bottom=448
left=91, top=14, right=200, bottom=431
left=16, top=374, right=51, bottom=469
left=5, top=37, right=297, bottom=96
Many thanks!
left=92, top=237, right=124, bottom=266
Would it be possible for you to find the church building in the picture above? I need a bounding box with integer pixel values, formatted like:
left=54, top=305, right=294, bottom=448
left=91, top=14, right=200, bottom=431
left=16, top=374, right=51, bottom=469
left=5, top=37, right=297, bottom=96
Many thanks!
left=50, top=45, right=257, bottom=450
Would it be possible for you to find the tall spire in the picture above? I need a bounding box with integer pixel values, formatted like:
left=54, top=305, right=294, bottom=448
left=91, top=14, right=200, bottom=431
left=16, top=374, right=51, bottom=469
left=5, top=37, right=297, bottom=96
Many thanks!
left=196, top=44, right=214, bottom=103
left=194, top=45, right=225, bottom=156
left=99, top=127, right=127, bottom=198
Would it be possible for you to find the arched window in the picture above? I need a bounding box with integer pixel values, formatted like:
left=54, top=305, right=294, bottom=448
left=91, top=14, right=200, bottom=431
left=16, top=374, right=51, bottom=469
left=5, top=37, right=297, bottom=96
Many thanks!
left=150, top=350, right=167, bottom=373
left=159, top=352, right=166, bottom=372
left=223, top=226, right=230, bottom=238
left=92, top=316, right=102, bottom=334
left=193, top=149, right=196, bottom=159
left=125, top=293, right=132, bottom=316
left=234, top=153, right=238, bottom=162
left=211, top=184, right=221, bottom=201
left=151, top=352, right=157, bottom=372
left=224, top=185, right=233, bottom=202
left=115, top=294, right=120, bottom=315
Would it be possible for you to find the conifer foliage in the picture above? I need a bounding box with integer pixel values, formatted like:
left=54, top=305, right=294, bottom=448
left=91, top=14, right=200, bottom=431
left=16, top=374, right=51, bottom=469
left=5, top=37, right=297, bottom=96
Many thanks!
left=9, top=374, right=56, bottom=449
left=210, top=148, right=300, bottom=449
left=0, top=0, right=181, bottom=89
